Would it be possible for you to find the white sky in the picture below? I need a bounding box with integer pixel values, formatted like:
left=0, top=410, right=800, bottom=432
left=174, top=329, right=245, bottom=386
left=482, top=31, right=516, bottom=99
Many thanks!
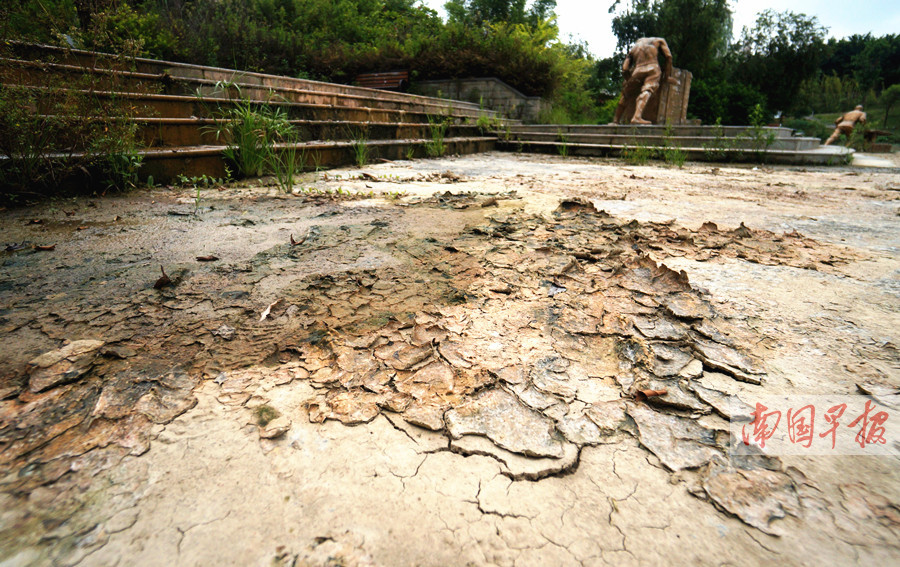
left=420, top=1, right=900, bottom=57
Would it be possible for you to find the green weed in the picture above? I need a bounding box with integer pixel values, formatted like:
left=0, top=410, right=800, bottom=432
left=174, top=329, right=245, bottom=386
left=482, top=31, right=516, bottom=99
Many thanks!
left=557, top=128, right=569, bottom=157
left=349, top=128, right=370, bottom=167
left=268, top=134, right=306, bottom=194
left=205, top=100, right=293, bottom=178
left=622, top=143, right=653, bottom=165
left=253, top=405, right=280, bottom=427
left=426, top=115, right=450, bottom=158
left=661, top=122, right=686, bottom=167
left=702, top=118, right=731, bottom=161
left=744, top=104, right=776, bottom=162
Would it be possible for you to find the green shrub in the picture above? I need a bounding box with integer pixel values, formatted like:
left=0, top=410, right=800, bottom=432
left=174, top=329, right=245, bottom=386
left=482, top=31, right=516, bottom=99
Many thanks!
left=0, top=82, right=143, bottom=202
left=783, top=117, right=831, bottom=141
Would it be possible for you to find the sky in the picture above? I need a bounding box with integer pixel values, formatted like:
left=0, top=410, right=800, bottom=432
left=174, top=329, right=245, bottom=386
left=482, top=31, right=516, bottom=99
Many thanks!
left=420, top=1, right=900, bottom=57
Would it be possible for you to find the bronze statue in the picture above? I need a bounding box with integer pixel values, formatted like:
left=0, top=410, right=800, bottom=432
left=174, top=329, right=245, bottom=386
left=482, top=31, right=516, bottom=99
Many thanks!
left=612, top=37, right=677, bottom=125
left=825, top=105, right=867, bottom=146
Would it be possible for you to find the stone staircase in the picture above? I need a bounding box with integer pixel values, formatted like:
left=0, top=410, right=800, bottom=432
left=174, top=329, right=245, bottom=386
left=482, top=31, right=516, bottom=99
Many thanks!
left=1, top=42, right=504, bottom=183
left=500, top=124, right=853, bottom=165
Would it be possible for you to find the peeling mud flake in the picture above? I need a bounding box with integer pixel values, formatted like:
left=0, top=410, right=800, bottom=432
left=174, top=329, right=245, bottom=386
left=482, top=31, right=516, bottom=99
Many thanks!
left=693, top=339, right=764, bottom=384
left=450, top=433, right=580, bottom=481
left=310, top=390, right=381, bottom=425
left=585, top=400, right=628, bottom=434
left=259, top=416, right=292, bottom=439
left=445, top=388, right=566, bottom=459
left=27, top=339, right=105, bottom=392
left=702, top=459, right=800, bottom=536
left=627, top=402, right=721, bottom=471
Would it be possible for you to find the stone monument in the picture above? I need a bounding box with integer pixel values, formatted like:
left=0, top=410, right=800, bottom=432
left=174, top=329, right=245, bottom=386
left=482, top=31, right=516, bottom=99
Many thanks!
left=611, top=37, right=692, bottom=126
left=824, top=105, right=866, bottom=146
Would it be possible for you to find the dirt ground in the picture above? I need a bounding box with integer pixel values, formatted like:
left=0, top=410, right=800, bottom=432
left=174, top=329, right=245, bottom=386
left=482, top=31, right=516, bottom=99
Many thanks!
left=1, top=152, right=898, bottom=566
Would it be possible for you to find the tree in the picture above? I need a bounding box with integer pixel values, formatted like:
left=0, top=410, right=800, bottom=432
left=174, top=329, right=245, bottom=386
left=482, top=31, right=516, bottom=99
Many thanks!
left=445, top=0, right=556, bottom=27
left=733, top=9, right=827, bottom=113
left=852, top=34, right=900, bottom=94
left=609, top=0, right=732, bottom=76
left=881, top=84, right=900, bottom=127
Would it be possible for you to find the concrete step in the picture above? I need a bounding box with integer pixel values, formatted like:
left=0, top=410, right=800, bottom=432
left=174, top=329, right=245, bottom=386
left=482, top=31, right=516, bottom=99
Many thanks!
left=498, top=140, right=853, bottom=165
left=506, top=131, right=821, bottom=151
left=508, top=124, right=796, bottom=139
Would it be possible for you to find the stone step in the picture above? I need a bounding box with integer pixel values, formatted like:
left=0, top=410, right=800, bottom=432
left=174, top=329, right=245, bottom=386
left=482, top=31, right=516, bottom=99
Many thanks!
left=505, top=131, right=821, bottom=151
left=138, top=136, right=498, bottom=182
left=497, top=140, right=853, bottom=165
left=33, top=114, right=486, bottom=150
left=1, top=52, right=499, bottom=120
left=12, top=84, right=492, bottom=126
left=0, top=137, right=496, bottom=184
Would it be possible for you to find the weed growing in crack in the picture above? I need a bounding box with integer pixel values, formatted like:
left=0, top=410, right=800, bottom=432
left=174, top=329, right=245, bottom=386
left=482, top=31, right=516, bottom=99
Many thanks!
left=204, top=95, right=294, bottom=178
left=702, top=117, right=731, bottom=161
left=268, top=135, right=306, bottom=194
left=426, top=115, right=451, bottom=158
left=557, top=128, right=570, bottom=157
left=349, top=128, right=370, bottom=167
left=740, top=104, right=776, bottom=163
left=661, top=122, right=686, bottom=167
left=175, top=174, right=222, bottom=213
left=622, top=142, right=653, bottom=165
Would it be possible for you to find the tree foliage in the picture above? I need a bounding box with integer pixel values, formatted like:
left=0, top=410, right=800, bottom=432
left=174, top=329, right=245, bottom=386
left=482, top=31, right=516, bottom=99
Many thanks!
left=731, top=9, right=827, bottom=113
left=881, top=84, right=900, bottom=127
left=610, top=0, right=732, bottom=76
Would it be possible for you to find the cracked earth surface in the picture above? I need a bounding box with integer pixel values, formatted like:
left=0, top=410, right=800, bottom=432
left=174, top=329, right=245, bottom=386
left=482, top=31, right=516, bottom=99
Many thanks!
left=1, top=152, right=899, bottom=566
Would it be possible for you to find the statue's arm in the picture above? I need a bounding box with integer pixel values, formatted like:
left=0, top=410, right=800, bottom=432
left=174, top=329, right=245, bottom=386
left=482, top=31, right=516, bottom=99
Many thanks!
left=658, top=39, right=676, bottom=82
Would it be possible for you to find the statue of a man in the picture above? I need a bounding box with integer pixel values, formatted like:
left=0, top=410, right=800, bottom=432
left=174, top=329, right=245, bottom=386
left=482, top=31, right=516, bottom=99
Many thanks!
left=824, top=105, right=866, bottom=146
left=612, top=37, right=677, bottom=125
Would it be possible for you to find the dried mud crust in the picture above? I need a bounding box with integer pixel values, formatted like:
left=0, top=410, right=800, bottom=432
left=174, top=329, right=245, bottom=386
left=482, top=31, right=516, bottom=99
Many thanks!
left=245, top=198, right=864, bottom=528
left=0, top=177, right=896, bottom=565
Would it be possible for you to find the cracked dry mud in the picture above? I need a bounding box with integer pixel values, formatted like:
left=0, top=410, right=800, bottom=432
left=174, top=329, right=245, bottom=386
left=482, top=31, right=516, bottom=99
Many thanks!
left=1, top=153, right=899, bottom=566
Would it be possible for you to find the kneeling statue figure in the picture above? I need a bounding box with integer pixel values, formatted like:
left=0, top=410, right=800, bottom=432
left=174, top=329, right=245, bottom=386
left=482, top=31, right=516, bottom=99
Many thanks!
left=612, top=37, right=677, bottom=125
left=825, top=105, right=866, bottom=146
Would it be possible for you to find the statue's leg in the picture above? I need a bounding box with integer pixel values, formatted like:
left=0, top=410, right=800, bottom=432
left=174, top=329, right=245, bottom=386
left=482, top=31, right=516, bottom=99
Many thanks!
left=842, top=126, right=854, bottom=147
left=630, top=69, right=660, bottom=125
left=612, top=95, right=627, bottom=124
left=612, top=79, right=636, bottom=124
left=824, top=128, right=840, bottom=145
left=631, top=90, right=654, bottom=124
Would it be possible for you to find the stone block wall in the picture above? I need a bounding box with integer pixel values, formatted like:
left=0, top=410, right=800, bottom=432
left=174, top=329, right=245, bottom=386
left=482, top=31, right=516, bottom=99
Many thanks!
left=414, top=77, right=543, bottom=122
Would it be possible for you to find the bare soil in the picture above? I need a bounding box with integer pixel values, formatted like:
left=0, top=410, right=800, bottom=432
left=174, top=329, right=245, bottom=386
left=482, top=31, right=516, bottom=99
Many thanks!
left=1, top=152, right=898, bottom=566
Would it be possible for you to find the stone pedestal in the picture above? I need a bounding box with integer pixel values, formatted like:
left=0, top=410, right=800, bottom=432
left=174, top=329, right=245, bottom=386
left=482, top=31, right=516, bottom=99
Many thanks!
left=617, top=68, right=692, bottom=125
